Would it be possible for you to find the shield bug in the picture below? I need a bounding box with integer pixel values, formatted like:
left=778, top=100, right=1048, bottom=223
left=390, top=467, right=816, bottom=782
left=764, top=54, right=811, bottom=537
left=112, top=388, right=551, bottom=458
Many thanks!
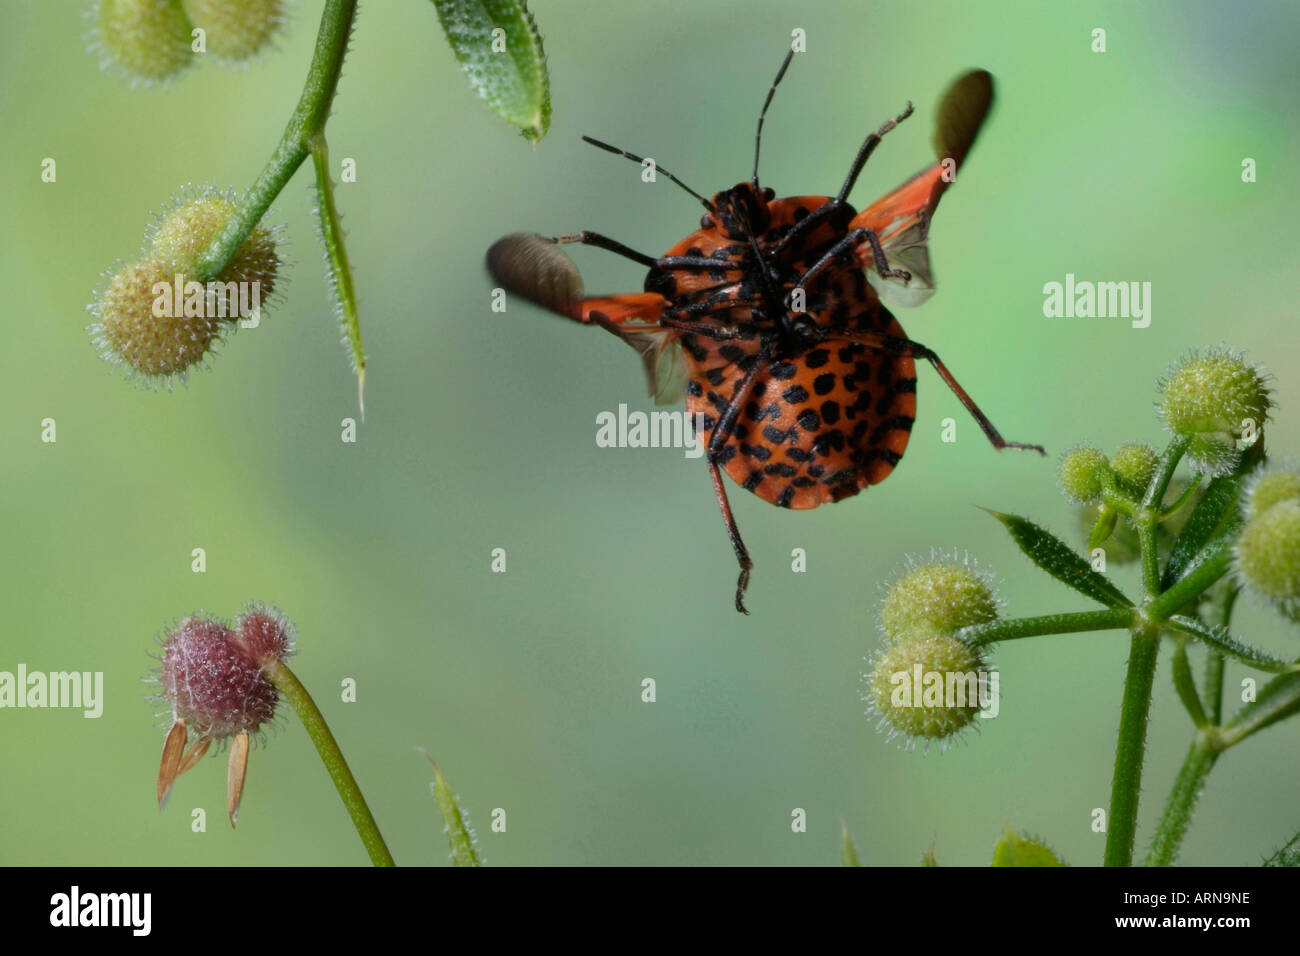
left=487, top=48, right=1044, bottom=614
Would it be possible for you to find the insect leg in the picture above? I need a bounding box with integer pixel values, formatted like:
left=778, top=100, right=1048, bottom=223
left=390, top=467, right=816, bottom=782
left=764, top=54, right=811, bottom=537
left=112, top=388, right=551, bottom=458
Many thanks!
left=791, top=227, right=909, bottom=296
left=710, top=462, right=754, bottom=615
left=833, top=330, right=1045, bottom=454
left=703, top=347, right=772, bottom=615
left=769, top=103, right=915, bottom=259
left=553, top=232, right=658, bottom=268
left=552, top=235, right=750, bottom=275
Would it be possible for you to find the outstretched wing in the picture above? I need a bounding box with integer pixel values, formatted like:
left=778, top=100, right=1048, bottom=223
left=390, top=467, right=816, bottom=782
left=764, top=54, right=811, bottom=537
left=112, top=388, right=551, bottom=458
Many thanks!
left=851, top=69, right=994, bottom=308
left=485, top=233, right=686, bottom=404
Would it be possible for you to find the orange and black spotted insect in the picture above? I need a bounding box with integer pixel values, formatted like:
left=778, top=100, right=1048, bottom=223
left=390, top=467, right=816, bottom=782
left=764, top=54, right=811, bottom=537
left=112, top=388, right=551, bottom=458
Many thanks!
left=487, top=47, right=1044, bottom=614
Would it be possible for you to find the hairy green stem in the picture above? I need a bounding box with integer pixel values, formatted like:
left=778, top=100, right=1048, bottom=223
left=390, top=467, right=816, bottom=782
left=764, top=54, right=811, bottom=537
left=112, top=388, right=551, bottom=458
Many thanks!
left=262, top=659, right=395, bottom=867
left=1149, top=540, right=1233, bottom=620
left=1171, top=640, right=1208, bottom=727
left=960, top=607, right=1135, bottom=646
left=1104, top=628, right=1161, bottom=866
left=194, top=0, right=358, bottom=279
left=1144, top=732, right=1220, bottom=866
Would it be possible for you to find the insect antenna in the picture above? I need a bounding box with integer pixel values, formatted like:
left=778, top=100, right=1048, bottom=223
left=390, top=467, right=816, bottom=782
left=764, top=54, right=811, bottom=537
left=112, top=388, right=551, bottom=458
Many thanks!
left=581, top=135, right=715, bottom=211
left=752, top=47, right=796, bottom=189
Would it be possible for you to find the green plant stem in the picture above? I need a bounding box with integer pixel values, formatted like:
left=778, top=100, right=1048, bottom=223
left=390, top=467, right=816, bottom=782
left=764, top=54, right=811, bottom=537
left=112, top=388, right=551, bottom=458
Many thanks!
left=960, top=607, right=1135, bottom=646
left=262, top=658, right=396, bottom=867
left=1103, top=627, right=1161, bottom=866
left=1171, top=640, right=1208, bottom=727
left=1144, top=731, right=1220, bottom=866
left=193, top=0, right=358, bottom=279
left=1205, top=586, right=1237, bottom=724
left=1149, top=539, right=1233, bottom=620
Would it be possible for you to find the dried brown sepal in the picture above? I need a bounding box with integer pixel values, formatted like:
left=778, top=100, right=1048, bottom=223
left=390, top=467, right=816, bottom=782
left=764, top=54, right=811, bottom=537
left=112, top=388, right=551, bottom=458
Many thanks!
left=227, top=732, right=250, bottom=828
left=156, top=719, right=188, bottom=808
left=177, top=734, right=213, bottom=776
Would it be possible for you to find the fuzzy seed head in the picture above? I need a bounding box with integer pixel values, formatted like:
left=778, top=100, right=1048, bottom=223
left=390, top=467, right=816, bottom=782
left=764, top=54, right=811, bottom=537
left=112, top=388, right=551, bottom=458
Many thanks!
left=1059, top=445, right=1110, bottom=504
left=159, top=615, right=279, bottom=738
left=881, top=559, right=999, bottom=641
left=869, top=631, right=989, bottom=741
left=1243, top=465, right=1300, bottom=522
left=1234, top=501, right=1300, bottom=616
left=234, top=602, right=295, bottom=665
left=182, top=0, right=283, bottom=61
left=1111, top=442, right=1158, bottom=497
left=96, top=0, right=195, bottom=82
left=151, top=193, right=280, bottom=302
left=1160, top=350, right=1269, bottom=475
left=90, top=257, right=222, bottom=378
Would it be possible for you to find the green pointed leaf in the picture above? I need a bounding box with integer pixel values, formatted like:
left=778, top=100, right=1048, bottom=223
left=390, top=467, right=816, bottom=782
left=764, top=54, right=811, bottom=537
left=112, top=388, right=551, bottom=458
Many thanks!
left=1166, top=615, right=1294, bottom=673
left=1161, top=474, right=1242, bottom=589
left=1222, top=671, right=1300, bottom=747
left=921, top=842, right=938, bottom=867
left=433, top=0, right=551, bottom=142
left=840, top=820, right=861, bottom=867
left=422, top=752, right=481, bottom=866
left=985, top=509, right=1133, bottom=608
left=1263, top=831, right=1300, bottom=866
left=992, top=827, right=1065, bottom=867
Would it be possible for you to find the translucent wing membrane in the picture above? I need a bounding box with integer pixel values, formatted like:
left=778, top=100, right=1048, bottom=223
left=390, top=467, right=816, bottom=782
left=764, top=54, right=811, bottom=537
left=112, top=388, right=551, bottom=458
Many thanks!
left=485, top=234, right=683, bottom=404
left=852, top=69, right=994, bottom=308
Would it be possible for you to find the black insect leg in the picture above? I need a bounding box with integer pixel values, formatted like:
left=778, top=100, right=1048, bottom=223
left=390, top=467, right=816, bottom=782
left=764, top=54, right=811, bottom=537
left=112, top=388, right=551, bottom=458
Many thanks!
left=553, top=232, right=658, bottom=268
left=790, top=226, right=910, bottom=298
left=702, top=347, right=772, bottom=614
left=769, top=103, right=915, bottom=259
left=831, top=329, right=1045, bottom=455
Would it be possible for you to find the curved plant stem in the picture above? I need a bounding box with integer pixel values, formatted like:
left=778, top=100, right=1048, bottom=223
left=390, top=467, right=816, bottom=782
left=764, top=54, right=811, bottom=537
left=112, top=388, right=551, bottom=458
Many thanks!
left=960, top=607, right=1134, bottom=646
left=1171, top=640, right=1208, bottom=727
left=262, top=658, right=396, bottom=867
left=193, top=0, right=358, bottom=279
left=1103, top=627, right=1161, bottom=866
left=1144, top=731, right=1220, bottom=866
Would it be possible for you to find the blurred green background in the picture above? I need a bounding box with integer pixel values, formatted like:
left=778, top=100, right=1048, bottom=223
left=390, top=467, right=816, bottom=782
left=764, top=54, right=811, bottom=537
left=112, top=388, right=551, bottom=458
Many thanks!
left=1, top=0, right=1297, bottom=867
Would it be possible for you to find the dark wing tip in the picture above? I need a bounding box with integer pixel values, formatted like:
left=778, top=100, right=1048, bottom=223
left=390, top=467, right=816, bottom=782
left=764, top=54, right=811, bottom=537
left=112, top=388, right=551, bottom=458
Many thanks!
left=485, top=232, right=585, bottom=320
left=931, top=69, right=995, bottom=167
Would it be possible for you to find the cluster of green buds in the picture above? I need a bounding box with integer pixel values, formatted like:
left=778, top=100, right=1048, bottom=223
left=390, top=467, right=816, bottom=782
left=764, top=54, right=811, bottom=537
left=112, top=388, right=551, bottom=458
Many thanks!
left=867, top=555, right=1000, bottom=748
left=868, top=347, right=1299, bottom=866
left=87, top=187, right=282, bottom=385
left=92, top=0, right=284, bottom=85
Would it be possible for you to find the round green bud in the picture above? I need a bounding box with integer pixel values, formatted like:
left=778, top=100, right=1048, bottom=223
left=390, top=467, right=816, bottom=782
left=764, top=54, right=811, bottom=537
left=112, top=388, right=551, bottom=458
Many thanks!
left=1159, top=351, right=1269, bottom=475
left=89, top=258, right=223, bottom=379
left=95, top=0, right=195, bottom=83
left=182, top=0, right=283, bottom=61
left=1059, top=445, right=1110, bottom=504
left=1243, top=465, right=1300, bottom=522
left=1111, top=442, right=1158, bottom=497
left=1234, top=500, right=1300, bottom=616
left=881, top=559, right=999, bottom=641
left=868, top=631, right=990, bottom=743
